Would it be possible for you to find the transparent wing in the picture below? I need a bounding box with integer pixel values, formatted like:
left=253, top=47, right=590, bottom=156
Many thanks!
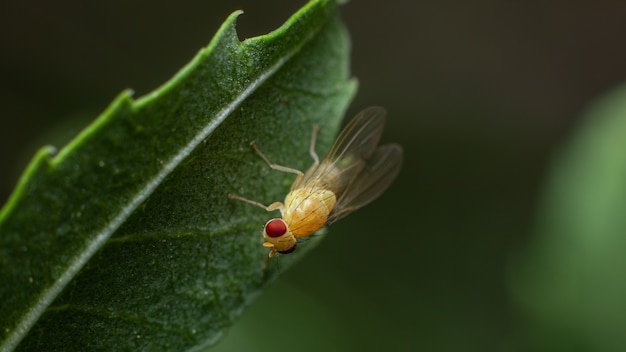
left=292, top=106, right=388, bottom=194
left=325, top=106, right=387, bottom=165
left=328, top=143, right=403, bottom=223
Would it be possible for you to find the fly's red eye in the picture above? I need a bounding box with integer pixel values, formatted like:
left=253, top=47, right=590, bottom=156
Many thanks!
left=265, top=219, right=287, bottom=238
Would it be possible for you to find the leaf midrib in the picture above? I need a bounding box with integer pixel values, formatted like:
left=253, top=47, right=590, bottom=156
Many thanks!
left=1, top=50, right=294, bottom=352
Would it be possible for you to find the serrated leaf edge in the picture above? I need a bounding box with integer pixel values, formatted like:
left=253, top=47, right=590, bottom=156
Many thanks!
left=0, top=3, right=327, bottom=348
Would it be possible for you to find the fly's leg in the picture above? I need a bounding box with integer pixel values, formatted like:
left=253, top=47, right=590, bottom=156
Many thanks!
left=251, top=122, right=320, bottom=179
left=232, top=124, right=320, bottom=205
left=251, top=141, right=305, bottom=185
left=228, top=194, right=284, bottom=213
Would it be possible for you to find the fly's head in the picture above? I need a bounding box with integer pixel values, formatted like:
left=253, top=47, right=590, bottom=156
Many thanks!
left=262, top=218, right=297, bottom=257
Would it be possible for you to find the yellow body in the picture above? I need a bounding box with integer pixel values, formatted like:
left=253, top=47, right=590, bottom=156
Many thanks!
left=283, top=187, right=337, bottom=238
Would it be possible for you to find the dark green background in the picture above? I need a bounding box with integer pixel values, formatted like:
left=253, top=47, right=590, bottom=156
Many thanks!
left=2, top=1, right=626, bottom=351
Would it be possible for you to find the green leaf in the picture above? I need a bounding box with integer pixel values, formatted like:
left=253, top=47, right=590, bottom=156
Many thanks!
left=511, top=84, right=626, bottom=351
left=0, top=0, right=356, bottom=350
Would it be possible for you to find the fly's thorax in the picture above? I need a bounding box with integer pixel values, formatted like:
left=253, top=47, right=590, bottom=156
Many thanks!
left=283, top=187, right=337, bottom=238
left=263, top=218, right=297, bottom=254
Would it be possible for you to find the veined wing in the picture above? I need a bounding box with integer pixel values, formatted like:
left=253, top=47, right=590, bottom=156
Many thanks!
left=328, top=143, right=403, bottom=223
left=293, top=106, right=388, bottom=194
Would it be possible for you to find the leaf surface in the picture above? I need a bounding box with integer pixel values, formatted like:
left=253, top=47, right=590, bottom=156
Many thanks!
left=0, top=0, right=356, bottom=350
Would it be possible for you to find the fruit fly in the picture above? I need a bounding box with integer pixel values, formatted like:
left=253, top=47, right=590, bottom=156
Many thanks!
left=229, top=106, right=403, bottom=257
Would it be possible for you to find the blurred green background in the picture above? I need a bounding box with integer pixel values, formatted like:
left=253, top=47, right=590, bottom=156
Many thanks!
left=3, top=1, right=626, bottom=351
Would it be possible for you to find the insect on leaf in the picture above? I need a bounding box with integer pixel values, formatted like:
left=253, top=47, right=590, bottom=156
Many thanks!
left=0, top=0, right=356, bottom=350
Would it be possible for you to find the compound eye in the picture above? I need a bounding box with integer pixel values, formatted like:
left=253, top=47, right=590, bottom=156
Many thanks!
left=265, top=219, right=287, bottom=238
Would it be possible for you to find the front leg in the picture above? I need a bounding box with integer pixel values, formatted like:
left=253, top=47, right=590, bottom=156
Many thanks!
left=228, top=194, right=284, bottom=213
